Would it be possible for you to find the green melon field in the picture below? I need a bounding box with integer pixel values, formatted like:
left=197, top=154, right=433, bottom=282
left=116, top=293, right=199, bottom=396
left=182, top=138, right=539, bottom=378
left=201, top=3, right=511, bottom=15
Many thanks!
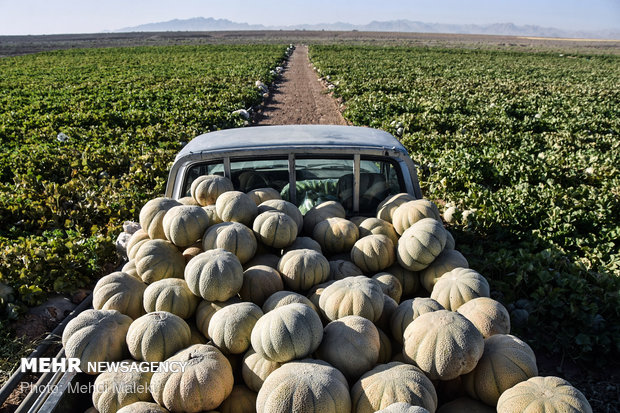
left=0, top=41, right=619, bottom=397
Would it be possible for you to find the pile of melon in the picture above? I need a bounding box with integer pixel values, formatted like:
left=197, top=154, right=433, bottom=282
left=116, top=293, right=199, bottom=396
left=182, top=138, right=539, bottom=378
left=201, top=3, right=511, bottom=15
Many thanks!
left=64, top=175, right=592, bottom=413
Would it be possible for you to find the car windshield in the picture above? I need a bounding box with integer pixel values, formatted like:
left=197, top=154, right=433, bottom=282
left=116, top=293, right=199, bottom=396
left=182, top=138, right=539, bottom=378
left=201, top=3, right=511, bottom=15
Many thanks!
left=183, top=155, right=405, bottom=215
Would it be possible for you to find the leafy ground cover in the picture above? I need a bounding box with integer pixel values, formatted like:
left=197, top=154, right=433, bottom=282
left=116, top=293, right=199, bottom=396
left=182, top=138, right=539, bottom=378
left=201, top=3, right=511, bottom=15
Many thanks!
left=309, top=45, right=620, bottom=364
left=0, top=44, right=287, bottom=321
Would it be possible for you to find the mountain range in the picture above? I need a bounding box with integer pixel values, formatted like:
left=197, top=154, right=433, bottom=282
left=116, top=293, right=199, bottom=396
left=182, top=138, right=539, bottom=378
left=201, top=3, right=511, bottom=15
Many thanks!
left=115, top=17, right=619, bottom=40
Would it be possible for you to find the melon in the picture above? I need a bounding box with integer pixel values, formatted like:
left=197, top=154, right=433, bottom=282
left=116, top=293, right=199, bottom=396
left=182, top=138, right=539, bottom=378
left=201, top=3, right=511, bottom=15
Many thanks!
left=195, top=298, right=240, bottom=339
left=329, top=259, right=363, bottom=280
left=117, top=402, right=169, bottom=413
left=219, top=385, right=257, bottom=413
left=127, top=229, right=150, bottom=260
left=253, top=211, right=297, bottom=248
left=203, top=204, right=223, bottom=227
left=496, top=376, right=592, bottom=413
left=121, top=260, right=139, bottom=279
left=93, top=271, right=147, bottom=319
left=351, top=362, right=437, bottom=413
left=283, top=237, right=322, bottom=255
left=126, top=311, right=191, bottom=362
left=303, top=201, right=346, bottom=234
left=62, top=309, right=132, bottom=374
left=135, top=239, right=186, bottom=284
left=257, top=359, right=351, bottom=413
left=463, top=334, right=538, bottom=406
left=372, top=273, right=403, bottom=303
left=243, top=253, right=281, bottom=270
left=430, top=268, right=490, bottom=311
left=189, top=324, right=208, bottom=345
left=376, top=193, right=416, bottom=223
left=306, top=281, right=334, bottom=321
left=139, top=197, right=181, bottom=240
left=316, top=315, right=380, bottom=381
left=143, top=278, right=200, bottom=319
left=351, top=234, right=395, bottom=273
left=182, top=245, right=203, bottom=263
left=381, top=264, right=420, bottom=296
left=92, top=362, right=153, bottom=413
left=250, top=303, right=323, bottom=363
left=191, top=175, right=234, bottom=206
left=277, top=249, right=329, bottom=292
left=313, top=217, right=359, bottom=255
left=247, top=187, right=282, bottom=205
left=239, top=265, right=283, bottom=307
left=208, top=302, right=263, bottom=354
left=457, top=297, right=510, bottom=338
left=420, top=249, right=468, bottom=293
left=178, top=196, right=199, bottom=206
left=377, top=328, right=393, bottom=364
left=150, top=344, right=234, bottom=413
left=397, top=218, right=447, bottom=271
left=215, top=191, right=258, bottom=226
left=185, top=249, right=244, bottom=301
left=390, top=297, right=444, bottom=345
left=375, top=294, right=398, bottom=332
left=319, top=275, right=384, bottom=323
left=358, top=217, right=399, bottom=246
left=376, top=404, right=430, bottom=413
left=392, top=199, right=442, bottom=235
left=257, top=199, right=304, bottom=235
left=162, top=205, right=210, bottom=248
left=202, top=222, right=257, bottom=264
left=242, top=349, right=282, bottom=393
left=402, top=310, right=484, bottom=380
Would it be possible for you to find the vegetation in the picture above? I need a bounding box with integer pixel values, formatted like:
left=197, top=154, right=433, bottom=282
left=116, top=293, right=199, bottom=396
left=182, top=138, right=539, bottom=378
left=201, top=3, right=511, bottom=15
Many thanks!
left=309, top=45, right=620, bottom=363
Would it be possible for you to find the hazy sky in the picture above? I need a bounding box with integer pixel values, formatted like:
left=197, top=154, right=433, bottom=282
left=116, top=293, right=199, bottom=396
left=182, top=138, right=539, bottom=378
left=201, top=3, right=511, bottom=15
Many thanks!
left=0, top=0, right=618, bottom=35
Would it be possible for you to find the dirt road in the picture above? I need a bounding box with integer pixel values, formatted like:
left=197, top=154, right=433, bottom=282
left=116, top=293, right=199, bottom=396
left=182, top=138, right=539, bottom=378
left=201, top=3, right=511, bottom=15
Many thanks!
left=255, top=45, right=348, bottom=125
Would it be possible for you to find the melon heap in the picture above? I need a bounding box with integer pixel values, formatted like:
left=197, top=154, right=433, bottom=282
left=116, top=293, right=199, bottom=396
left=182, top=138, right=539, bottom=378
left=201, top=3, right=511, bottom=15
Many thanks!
left=68, top=175, right=592, bottom=413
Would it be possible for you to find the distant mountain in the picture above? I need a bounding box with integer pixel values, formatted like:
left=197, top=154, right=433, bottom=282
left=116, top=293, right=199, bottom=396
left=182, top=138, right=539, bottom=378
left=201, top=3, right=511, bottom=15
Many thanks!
left=116, top=17, right=619, bottom=40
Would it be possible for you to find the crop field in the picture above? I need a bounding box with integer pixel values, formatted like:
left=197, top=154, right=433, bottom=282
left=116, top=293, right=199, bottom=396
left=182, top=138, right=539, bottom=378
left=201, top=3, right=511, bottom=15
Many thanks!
left=0, top=44, right=287, bottom=337
left=309, top=45, right=620, bottom=363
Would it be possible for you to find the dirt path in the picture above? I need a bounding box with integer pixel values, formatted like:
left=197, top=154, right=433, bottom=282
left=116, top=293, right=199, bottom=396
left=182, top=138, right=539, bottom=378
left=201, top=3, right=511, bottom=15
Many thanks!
left=255, top=45, right=348, bottom=125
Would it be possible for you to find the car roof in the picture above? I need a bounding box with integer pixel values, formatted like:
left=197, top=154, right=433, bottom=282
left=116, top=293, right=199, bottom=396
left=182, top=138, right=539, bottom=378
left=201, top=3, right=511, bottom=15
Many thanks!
left=176, top=125, right=407, bottom=159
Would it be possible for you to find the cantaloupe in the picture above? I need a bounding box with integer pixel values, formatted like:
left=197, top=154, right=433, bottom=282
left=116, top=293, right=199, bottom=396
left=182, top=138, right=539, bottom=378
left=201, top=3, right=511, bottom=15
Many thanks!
left=93, top=271, right=147, bottom=319
left=372, top=273, right=403, bottom=303
left=392, top=199, right=442, bottom=235
left=62, top=309, right=132, bottom=374
left=376, top=404, right=430, bottom=413
left=127, top=229, right=150, bottom=260
left=219, top=385, right=257, bottom=413
left=390, top=297, right=444, bottom=345
left=126, top=311, right=191, bottom=362
left=457, top=297, right=510, bottom=338
left=202, top=222, right=257, bottom=264
left=239, top=265, right=283, bottom=307
left=191, top=175, right=234, bottom=206
left=463, top=334, right=538, bottom=406
left=117, top=402, right=169, bottom=413
left=261, top=290, right=318, bottom=313
left=403, top=310, right=483, bottom=380
left=303, top=201, right=346, bottom=234
left=316, top=315, right=380, bottom=381
left=121, top=260, right=139, bottom=278
left=351, top=362, right=437, bottom=413
left=195, top=298, right=240, bottom=339
left=377, top=328, right=393, bottom=364
left=143, top=278, right=200, bottom=319
left=319, top=275, right=384, bottom=323
left=247, top=187, right=281, bottom=205
left=277, top=249, right=329, bottom=292
left=397, top=218, right=447, bottom=271
left=496, top=376, right=592, bottom=413
left=375, top=294, right=398, bottom=333
left=358, top=217, right=399, bottom=246
left=182, top=245, right=203, bottom=263
left=243, top=253, right=281, bottom=270
left=313, top=217, right=360, bottom=254
left=250, top=303, right=323, bottom=363
left=203, top=204, right=223, bottom=227
left=242, top=348, right=282, bottom=393
left=162, top=205, right=210, bottom=248
left=282, top=236, right=322, bottom=254
left=208, top=302, right=263, bottom=354
left=430, top=268, right=490, bottom=311
left=257, top=199, right=304, bottom=235
left=178, top=196, right=199, bottom=206
left=420, top=249, right=468, bottom=293
left=215, top=191, right=258, bottom=226
left=252, top=211, right=297, bottom=249
left=329, top=259, right=363, bottom=280
left=351, top=234, right=395, bottom=273
left=376, top=193, right=416, bottom=223
left=92, top=362, right=153, bottom=413
left=135, top=239, right=186, bottom=284
left=381, top=264, right=420, bottom=297
left=139, top=197, right=181, bottom=240
left=150, top=344, right=234, bottom=412
left=257, top=359, right=351, bottom=413
left=185, top=249, right=244, bottom=301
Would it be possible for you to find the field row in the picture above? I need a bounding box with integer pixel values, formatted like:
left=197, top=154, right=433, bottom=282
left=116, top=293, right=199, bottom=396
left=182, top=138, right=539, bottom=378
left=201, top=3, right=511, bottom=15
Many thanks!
left=309, top=45, right=620, bottom=362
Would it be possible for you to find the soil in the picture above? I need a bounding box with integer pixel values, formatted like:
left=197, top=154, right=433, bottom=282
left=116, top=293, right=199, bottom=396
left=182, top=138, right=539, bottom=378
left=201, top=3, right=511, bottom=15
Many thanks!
left=254, top=45, right=348, bottom=126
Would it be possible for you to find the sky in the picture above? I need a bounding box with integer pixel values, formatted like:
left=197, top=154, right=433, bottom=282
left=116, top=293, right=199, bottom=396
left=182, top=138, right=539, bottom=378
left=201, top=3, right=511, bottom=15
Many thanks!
left=0, top=0, right=618, bottom=35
